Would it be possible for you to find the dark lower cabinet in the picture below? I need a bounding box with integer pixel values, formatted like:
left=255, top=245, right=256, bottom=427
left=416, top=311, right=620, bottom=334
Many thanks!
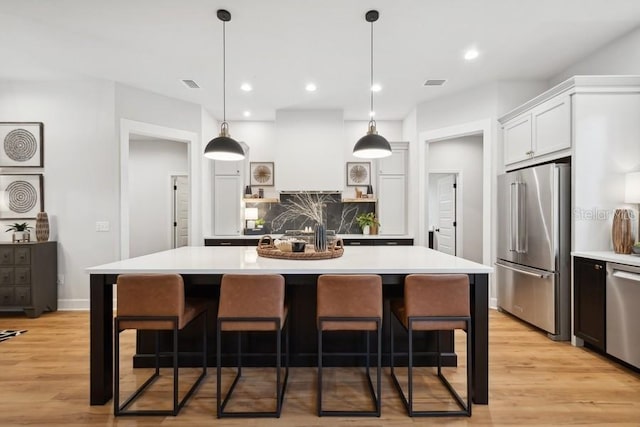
left=574, top=257, right=606, bottom=351
left=207, top=237, right=414, bottom=246
left=0, top=242, right=57, bottom=318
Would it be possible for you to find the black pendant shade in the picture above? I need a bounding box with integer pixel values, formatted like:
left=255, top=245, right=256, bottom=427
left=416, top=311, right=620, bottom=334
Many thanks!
left=204, top=123, right=244, bottom=161
left=204, top=9, right=246, bottom=161
left=353, top=121, right=391, bottom=159
left=353, top=10, right=391, bottom=159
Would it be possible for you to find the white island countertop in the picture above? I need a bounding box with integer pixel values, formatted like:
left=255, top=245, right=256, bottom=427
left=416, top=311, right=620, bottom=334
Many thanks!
left=204, top=234, right=414, bottom=240
left=571, top=251, right=640, bottom=267
left=87, top=245, right=492, bottom=275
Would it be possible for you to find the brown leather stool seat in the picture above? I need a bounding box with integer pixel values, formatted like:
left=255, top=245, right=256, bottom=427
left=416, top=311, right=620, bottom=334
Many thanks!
left=216, top=274, right=289, bottom=418
left=114, top=274, right=208, bottom=416
left=390, top=274, right=472, bottom=417
left=316, top=274, right=382, bottom=417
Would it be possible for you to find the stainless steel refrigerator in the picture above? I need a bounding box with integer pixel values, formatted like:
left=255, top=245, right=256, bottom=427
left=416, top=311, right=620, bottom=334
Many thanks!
left=496, top=163, right=571, bottom=340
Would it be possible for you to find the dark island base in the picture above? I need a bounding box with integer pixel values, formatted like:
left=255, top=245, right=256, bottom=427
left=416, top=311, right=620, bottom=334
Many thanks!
left=91, top=272, right=488, bottom=405
left=132, top=277, right=457, bottom=368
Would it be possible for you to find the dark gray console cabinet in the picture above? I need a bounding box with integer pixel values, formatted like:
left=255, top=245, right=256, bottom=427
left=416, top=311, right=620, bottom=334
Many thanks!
left=0, top=241, right=57, bottom=318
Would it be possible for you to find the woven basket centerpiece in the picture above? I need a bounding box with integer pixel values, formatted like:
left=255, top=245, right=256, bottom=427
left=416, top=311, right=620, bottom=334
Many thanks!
left=256, top=235, right=344, bottom=260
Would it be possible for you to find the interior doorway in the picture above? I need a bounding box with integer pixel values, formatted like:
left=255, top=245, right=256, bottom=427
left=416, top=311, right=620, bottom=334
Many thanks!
left=172, top=175, right=189, bottom=249
left=429, top=173, right=458, bottom=255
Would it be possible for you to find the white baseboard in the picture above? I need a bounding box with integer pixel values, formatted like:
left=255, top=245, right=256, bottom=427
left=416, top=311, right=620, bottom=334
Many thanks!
left=58, top=299, right=116, bottom=311
left=489, top=297, right=497, bottom=309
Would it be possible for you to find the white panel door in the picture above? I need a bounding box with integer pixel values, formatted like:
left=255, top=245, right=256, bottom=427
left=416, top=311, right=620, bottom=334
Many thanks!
left=436, top=174, right=456, bottom=255
left=173, top=175, right=189, bottom=248
left=214, top=159, right=242, bottom=176
left=504, top=114, right=532, bottom=165
left=214, top=175, right=241, bottom=235
left=378, top=175, right=406, bottom=235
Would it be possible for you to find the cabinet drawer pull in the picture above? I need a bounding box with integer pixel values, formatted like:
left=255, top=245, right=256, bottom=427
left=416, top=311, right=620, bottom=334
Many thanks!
left=594, top=264, right=603, bottom=270
left=386, top=242, right=398, bottom=245
left=350, top=242, right=361, bottom=245
left=219, top=242, right=232, bottom=246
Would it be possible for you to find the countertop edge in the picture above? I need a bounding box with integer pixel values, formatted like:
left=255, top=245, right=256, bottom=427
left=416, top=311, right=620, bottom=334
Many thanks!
left=571, top=251, right=640, bottom=267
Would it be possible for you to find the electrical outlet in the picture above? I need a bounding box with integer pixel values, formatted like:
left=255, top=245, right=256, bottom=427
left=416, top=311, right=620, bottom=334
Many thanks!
left=95, top=221, right=110, bottom=232
left=57, top=274, right=64, bottom=285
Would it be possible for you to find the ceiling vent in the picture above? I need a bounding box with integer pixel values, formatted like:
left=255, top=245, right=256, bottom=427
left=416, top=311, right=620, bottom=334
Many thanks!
left=423, top=79, right=447, bottom=87
left=181, top=79, right=201, bottom=89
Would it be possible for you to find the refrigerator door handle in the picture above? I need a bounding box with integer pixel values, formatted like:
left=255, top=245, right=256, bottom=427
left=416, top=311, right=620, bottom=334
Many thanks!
left=515, top=182, right=526, bottom=254
left=495, top=261, right=552, bottom=279
left=510, top=183, right=517, bottom=252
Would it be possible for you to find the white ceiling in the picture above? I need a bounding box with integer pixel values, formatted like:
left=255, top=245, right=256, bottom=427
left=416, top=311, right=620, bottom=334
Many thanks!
left=1, top=0, right=639, bottom=120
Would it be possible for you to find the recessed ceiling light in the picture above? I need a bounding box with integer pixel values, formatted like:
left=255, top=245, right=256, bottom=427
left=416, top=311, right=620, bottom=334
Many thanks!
left=243, top=111, right=251, bottom=118
left=305, top=83, right=317, bottom=92
left=371, top=83, right=382, bottom=92
left=464, top=48, right=479, bottom=61
left=240, top=83, right=252, bottom=92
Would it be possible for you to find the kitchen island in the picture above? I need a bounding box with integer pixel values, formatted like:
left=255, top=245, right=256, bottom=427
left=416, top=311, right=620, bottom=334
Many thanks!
left=87, top=245, right=492, bottom=406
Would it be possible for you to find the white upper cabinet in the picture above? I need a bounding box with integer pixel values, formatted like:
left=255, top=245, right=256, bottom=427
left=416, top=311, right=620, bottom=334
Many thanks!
left=378, top=146, right=406, bottom=175
left=214, top=159, right=243, bottom=176
left=531, top=95, right=571, bottom=157
left=501, top=92, right=571, bottom=168
left=503, top=114, right=533, bottom=165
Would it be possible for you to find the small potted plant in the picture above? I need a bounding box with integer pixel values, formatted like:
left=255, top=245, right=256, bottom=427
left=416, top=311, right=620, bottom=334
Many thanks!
left=255, top=218, right=265, bottom=229
left=6, top=222, right=32, bottom=242
left=356, top=212, right=380, bottom=235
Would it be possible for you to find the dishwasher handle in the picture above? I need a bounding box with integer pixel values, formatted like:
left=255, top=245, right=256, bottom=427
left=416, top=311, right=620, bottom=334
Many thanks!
left=612, top=270, right=640, bottom=282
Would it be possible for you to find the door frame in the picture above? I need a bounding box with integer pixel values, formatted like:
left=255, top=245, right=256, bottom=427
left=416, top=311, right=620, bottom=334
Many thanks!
left=120, top=119, right=199, bottom=259
left=429, top=170, right=462, bottom=256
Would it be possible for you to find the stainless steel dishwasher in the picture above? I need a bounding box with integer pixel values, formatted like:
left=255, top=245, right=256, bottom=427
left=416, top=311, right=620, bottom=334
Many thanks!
left=606, top=262, right=640, bottom=369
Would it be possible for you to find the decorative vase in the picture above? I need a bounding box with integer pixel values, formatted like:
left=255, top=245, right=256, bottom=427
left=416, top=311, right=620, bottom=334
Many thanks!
left=612, top=208, right=633, bottom=254
left=362, top=225, right=370, bottom=235
left=314, top=223, right=327, bottom=252
left=35, top=212, right=50, bottom=242
left=370, top=223, right=378, bottom=235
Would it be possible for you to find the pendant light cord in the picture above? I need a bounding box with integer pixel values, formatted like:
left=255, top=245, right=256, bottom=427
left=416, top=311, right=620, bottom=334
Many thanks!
left=370, top=19, right=374, bottom=124
left=222, top=20, right=227, bottom=124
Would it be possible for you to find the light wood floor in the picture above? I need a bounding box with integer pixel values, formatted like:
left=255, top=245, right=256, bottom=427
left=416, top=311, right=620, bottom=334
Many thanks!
left=0, top=310, right=638, bottom=426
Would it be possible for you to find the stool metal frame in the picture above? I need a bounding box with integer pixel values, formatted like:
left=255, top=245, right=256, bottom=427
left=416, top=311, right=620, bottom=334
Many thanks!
left=390, top=314, right=472, bottom=417
left=317, top=316, right=382, bottom=417
left=216, top=316, right=290, bottom=418
left=114, top=311, right=208, bottom=416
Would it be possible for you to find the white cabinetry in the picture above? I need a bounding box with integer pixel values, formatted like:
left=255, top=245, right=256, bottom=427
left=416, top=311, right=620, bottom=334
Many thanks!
left=377, top=142, right=408, bottom=235
left=502, top=94, right=571, bottom=168
left=213, top=159, right=244, bottom=236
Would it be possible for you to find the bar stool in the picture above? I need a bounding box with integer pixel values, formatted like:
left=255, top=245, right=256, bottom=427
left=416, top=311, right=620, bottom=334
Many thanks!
left=216, top=274, right=289, bottom=418
left=114, top=274, right=208, bottom=416
left=316, top=274, right=382, bottom=417
left=390, top=274, right=472, bottom=417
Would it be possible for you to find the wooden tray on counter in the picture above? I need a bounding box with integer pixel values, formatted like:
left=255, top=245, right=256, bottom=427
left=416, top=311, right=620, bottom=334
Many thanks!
left=257, top=235, right=344, bottom=260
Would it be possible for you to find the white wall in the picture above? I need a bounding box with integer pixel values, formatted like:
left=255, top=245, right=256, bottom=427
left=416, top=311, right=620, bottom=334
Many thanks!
left=550, top=26, right=640, bottom=86
left=129, top=138, right=188, bottom=257
left=228, top=117, right=403, bottom=201
left=428, top=136, right=484, bottom=263
left=0, top=78, right=117, bottom=308
left=573, top=92, right=640, bottom=251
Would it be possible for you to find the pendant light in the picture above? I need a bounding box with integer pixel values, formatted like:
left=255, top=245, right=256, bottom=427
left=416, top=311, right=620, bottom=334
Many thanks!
left=353, top=10, right=391, bottom=159
left=204, top=9, right=245, bottom=161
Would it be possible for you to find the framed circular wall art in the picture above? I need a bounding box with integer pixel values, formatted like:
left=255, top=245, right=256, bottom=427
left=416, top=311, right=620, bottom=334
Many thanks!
left=0, top=123, right=44, bottom=167
left=0, top=174, right=44, bottom=219
left=346, top=162, right=371, bottom=186
left=250, top=162, right=274, bottom=186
